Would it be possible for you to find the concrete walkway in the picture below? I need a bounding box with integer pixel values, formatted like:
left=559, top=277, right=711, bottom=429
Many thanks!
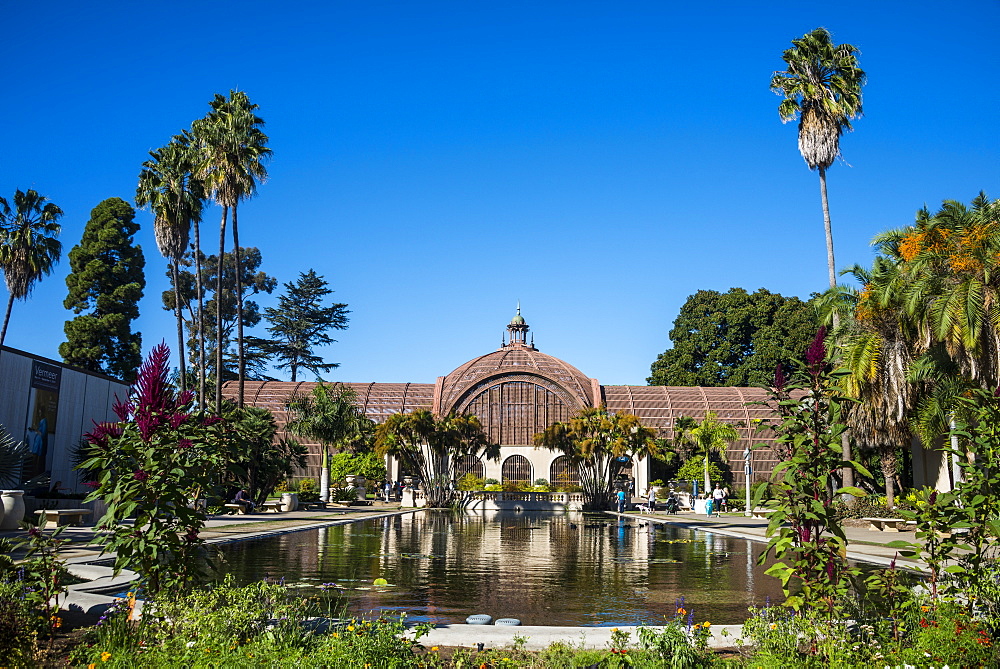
left=606, top=509, right=923, bottom=570
left=1, top=501, right=420, bottom=617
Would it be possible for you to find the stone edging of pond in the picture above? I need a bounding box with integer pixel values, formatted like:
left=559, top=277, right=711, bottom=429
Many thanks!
left=58, top=508, right=425, bottom=617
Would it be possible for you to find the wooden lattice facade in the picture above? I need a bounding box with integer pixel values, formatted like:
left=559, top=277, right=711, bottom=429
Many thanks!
left=223, top=308, right=786, bottom=487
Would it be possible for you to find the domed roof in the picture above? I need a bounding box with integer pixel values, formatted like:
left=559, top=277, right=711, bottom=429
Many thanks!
left=439, top=344, right=595, bottom=413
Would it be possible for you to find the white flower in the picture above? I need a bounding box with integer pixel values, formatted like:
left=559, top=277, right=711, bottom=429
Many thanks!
left=186, top=641, right=196, bottom=648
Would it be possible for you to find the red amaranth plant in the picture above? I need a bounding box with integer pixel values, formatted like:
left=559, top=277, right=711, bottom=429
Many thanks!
left=752, top=328, right=869, bottom=622
left=79, top=343, right=232, bottom=594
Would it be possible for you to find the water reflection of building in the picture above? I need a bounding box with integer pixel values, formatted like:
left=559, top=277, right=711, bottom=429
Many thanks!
left=226, top=310, right=789, bottom=492
left=221, top=511, right=783, bottom=625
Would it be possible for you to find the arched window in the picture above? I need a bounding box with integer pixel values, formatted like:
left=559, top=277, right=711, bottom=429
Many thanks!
left=455, top=454, right=485, bottom=479
left=549, top=456, right=580, bottom=487
left=501, top=454, right=532, bottom=483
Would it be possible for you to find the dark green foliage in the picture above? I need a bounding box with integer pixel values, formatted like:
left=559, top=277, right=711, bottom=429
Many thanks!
left=225, top=404, right=307, bottom=504
left=264, top=269, right=349, bottom=382
left=648, top=287, right=818, bottom=387
left=162, top=247, right=276, bottom=384
left=60, top=198, right=145, bottom=381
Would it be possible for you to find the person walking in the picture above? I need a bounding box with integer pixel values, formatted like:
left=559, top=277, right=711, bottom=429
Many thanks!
left=712, top=484, right=725, bottom=517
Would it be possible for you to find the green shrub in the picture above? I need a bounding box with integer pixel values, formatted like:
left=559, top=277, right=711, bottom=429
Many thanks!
left=676, top=456, right=725, bottom=485
left=456, top=472, right=485, bottom=491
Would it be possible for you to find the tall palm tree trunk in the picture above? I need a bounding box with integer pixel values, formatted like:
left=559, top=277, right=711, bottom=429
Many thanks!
left=194, top=220, right=206, bottom=409
left=0, top=293, right=14, bottom=347
left=820, top=166, right=854, bottom=489
left=819, top=166, right=837, bottom=292
left=881, top=445, right=897, bottom=509
left=232, top=203, right=245, bottom=408
left=171, top=259, right=187, bottom=393
left=215, top=205, right=228, bottom=411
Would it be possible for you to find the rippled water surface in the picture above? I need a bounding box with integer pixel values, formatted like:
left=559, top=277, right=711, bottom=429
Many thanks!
left=219, top=510, right=788, bottom=626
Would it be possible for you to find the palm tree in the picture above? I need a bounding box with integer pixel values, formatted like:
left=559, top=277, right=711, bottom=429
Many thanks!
left=285, top=383, right=373, bottom=503
left=0, top=189, right=63, bottom=346
left=834, top=256, right=918, bottom=508
left=193, top=91, right=271, bottom=410
left=375, top=410, right=498, bottom=507
left=771, top=27, right=865, bottom=293
left=687, top=411, right=740, bottom=493
left=534, top=407, right=658, bottom=510
left=136, top=133, right=206, bottom=396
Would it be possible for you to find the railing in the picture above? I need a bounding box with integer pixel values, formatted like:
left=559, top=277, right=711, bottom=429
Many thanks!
left=401, top=488, right=588, bottom=509
left=465, top=491, right=587, bottom=503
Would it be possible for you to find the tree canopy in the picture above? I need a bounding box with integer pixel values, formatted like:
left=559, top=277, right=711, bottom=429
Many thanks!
left=162, top=247, right=276, bottom=385
left=60, top=197, right=145, bottom=380
left=534, top=406, right=657, bottom=510
left=264, top=269, right=349, bottom=382
left=374, top=409, right=497, bottom=508
left=648, top=288, right=818, bottom=387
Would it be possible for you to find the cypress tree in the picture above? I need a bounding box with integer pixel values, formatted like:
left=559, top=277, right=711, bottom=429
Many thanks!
left=265, top=269, right=349, bottom=382
left=60, top=198, right=145, bottom=380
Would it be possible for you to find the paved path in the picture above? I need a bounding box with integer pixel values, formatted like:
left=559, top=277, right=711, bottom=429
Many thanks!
left=607, top=509, right=923, bottom=570
left=1, top=500, right=416, bottom=563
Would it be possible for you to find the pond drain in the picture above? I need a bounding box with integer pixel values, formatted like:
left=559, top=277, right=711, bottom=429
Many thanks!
left=494, top=618, right=521, bottom=626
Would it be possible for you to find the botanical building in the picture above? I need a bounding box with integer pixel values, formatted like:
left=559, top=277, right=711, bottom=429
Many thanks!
left=226, top=309, right=786, bottom=493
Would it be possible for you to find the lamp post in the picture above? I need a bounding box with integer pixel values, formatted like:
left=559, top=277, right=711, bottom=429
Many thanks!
left=743, top=446, right=752, bottom=517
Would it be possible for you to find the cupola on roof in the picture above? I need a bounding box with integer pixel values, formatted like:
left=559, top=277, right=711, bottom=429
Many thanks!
left=438, top=307, right=596, bottom=414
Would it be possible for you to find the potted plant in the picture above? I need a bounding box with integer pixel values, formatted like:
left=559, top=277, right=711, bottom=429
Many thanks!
left=332, top=487, right=358, bottom=506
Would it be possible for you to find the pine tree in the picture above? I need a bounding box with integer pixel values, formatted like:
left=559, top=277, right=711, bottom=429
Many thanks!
left=265, top=270, right=349, bottom=382
left=60, top=198, right=145, bottom=380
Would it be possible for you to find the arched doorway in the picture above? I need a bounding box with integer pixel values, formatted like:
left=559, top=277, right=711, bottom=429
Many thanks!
left=549, top=455, right=580, bottom=488
left=455, top=454, right=485, bottom=479
left=501, top=454, right=532, bottom=484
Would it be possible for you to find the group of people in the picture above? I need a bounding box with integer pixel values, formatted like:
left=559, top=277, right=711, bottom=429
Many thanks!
left=706, top=484, right=730, bottom=517
left=382, top=480, right=405, bottom=502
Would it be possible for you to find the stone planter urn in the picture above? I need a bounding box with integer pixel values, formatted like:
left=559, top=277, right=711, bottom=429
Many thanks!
left=280, top=492, right=299, bottom=512
left=402, top=476, right=415, bottom=488
left=0, top=490, right=26, bottom=530
left=345, top=475, right=367, bottom=500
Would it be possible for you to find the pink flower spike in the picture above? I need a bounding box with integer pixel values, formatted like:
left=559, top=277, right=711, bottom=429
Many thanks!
left=133, top=470, right=149, bottom=482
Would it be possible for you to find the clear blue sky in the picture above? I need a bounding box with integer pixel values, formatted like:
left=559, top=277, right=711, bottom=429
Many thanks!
left=1, top=1, right=997, bottom=385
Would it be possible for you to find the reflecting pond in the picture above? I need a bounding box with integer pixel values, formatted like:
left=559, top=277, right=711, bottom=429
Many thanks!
left=218, top=510, right=789, bottom=626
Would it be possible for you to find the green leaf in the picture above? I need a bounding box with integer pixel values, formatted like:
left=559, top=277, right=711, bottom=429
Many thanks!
left=835, top=486, right=868, bottom=497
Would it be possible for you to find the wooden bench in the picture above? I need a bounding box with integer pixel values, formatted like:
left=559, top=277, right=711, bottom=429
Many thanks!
left=260, top=501, right=283, bottom=513
left=34, top=508, right=92, bottom=528
left=863, top=517, right=910, bottom=532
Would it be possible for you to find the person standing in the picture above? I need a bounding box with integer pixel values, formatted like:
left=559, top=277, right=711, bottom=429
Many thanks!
left=616, top=488, right=627, bottom=513
left=712, top=484, right=725, bottom=517
left=646, top=485, right=656, bottom=512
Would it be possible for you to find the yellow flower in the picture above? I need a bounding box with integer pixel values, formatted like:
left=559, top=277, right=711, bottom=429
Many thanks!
left=431, top=646, right=439, bottom=652
left=331, top=632, right=339, bottom=638
left=676, top=608, right=686, bottom=615
left=101, top=651, right=112, bottom=662
left=770, top=623, right=777, bottom=630
left=88, top=664, right=96, bottom=669
left=703, top=621, right=711, bottom=627
left=921, top=605, right=931, bottom=612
